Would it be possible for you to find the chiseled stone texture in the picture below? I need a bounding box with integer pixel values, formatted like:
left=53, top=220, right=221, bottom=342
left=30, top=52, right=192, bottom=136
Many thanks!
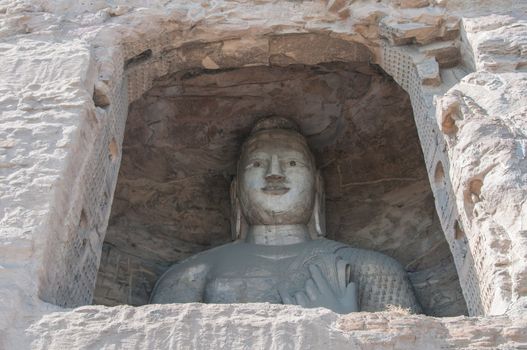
left=0, top=0, right=527, bottom=348
left=20, top=304, right=527, bottom=350
left=437, top=71, right=527, bottom=315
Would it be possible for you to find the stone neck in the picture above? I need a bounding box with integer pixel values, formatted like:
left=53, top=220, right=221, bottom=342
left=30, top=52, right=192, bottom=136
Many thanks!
left=245, top=224, right=311, bottom=245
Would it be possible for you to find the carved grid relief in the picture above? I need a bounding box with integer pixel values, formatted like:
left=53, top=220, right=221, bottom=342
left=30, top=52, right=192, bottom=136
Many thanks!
left=381, top=44, right=485, bottom=315
left=41, top=65, right=129, bottom=307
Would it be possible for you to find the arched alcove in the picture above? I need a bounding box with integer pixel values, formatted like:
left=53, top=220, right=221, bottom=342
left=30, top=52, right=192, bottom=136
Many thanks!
left=92, top=61, right=467, bottom=317
left=31, top=16, right=494, bottom=317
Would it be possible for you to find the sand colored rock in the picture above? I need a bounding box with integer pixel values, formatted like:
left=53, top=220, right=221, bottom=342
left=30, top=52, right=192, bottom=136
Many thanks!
left=0, top=0, right=526, bottom=348
left=18, top=304, right=527, bottom=350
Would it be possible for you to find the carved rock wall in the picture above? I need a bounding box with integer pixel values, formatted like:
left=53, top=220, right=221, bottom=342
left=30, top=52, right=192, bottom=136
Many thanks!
left=0, top=0, right=526, bottom=348
left=20, top=304, right=527, bottom=350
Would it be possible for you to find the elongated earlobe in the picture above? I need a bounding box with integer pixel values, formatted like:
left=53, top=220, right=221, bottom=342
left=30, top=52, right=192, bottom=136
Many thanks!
left=230, top=177, right=248, bottom=240
left=308, top=171, right=326, bottom=239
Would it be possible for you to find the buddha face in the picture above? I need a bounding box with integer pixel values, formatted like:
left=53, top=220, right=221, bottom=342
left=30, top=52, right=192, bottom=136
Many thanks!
left=237, top=129, right=316, bottom=225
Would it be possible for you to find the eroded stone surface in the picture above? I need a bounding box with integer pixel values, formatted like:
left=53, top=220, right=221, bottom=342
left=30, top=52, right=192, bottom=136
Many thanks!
left=436, top=71, right=527, bottom=315
left=18, top=304, right=527, bottom=350
left=0, top=0, right=526, bottom=348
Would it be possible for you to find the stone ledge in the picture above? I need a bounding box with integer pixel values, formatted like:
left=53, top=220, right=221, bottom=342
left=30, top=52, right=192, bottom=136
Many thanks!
left=17, top=303, right=527, bottom=350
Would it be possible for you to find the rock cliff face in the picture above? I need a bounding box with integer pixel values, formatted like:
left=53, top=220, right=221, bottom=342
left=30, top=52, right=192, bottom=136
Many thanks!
left=0, top=0, right=526, bottom=348
left=19, top=304, right=527, bottom=350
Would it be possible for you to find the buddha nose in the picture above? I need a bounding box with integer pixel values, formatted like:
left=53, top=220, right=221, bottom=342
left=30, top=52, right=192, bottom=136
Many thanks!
left=265, top=154, right=285, bottom=182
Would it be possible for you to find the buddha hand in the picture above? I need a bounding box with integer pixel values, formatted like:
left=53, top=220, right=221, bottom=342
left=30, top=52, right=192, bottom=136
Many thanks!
left=279, top=263, right=359, bottom=314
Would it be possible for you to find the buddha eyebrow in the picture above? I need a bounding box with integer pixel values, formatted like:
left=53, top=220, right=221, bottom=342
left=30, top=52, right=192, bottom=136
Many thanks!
left=245, top=152, right=269, bottom=160
left=244, top=151, right=310, bottom=162
left=280, top=151, right=306, bottom=158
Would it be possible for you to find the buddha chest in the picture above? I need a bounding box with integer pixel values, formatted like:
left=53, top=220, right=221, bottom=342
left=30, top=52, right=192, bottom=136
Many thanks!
left=202, top=241, right=345, bottom=304
left=203, top=254, right=295, bottom=303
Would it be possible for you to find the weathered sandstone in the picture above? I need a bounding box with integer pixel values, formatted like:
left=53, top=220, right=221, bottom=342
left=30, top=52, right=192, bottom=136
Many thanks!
left=0, top=0, right=526, bottom=348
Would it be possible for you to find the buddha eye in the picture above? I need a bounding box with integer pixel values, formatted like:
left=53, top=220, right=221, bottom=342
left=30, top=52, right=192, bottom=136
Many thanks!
left=289, top=160, right=296, bottom=167
left=253, top=160, right=261, bottom=168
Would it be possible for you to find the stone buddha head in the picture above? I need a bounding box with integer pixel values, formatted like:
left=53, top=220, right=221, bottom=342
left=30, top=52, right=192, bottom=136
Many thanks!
left=230, top=117, right=326, bottom=241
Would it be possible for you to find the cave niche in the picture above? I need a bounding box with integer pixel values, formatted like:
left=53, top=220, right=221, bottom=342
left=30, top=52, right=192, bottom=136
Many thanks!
left=94, top=62, right=468, bottom=317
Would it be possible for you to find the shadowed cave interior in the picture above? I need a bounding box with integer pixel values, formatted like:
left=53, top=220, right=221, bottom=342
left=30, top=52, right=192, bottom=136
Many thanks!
left=93, top=62, right=468, bottom=317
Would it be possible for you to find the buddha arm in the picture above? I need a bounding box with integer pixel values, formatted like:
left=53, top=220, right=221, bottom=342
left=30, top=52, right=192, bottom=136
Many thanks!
left=149, top=262, right=210, bottom=304
left=335, top=247, right=422, bottom=313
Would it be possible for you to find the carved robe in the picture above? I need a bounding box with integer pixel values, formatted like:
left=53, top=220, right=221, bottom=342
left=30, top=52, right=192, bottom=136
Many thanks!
left=150, top=239, right=421, bottom=313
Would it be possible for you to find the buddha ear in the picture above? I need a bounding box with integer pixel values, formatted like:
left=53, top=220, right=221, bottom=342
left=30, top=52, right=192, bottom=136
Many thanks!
left=308, top=170, right=326, bottom=239
left=230, top=177, right=248, bottom=241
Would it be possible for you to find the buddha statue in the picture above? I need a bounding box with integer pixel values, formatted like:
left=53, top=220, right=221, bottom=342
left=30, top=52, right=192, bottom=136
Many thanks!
left=150, top=117, right=421, bottom=314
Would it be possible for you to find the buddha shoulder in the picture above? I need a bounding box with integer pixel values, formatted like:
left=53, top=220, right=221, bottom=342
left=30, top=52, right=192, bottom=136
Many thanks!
left=150, top=243, right=237, bottom=303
